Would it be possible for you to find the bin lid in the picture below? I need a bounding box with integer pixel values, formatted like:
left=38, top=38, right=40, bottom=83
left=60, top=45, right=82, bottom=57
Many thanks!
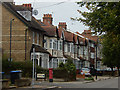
left=10, top=70, right=22, bottom=73
left=0, top=72, right=4, bottom=74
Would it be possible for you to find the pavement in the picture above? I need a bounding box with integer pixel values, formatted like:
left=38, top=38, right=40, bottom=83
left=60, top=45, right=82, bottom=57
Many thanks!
left=18, top=75, right=116, bottom=89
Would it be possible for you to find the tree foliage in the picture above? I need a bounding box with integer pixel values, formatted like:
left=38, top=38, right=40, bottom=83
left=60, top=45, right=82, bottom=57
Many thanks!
left=73, top=2, right=120, bottom=75
left=72, top=2, right=120, bottom=34
left=58, top=57, right=76, bottom=81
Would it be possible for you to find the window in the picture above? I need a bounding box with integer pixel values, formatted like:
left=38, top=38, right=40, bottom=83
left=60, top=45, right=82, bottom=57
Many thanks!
left=67, top=43, right=71, bottom=52
left=44, top=39, right=47, bottom=48
left=33, top=32, right=35, bottom=43
left=91, top=43, right=94, bottom=47
left=53, top=40, right=57, bottom=50
left=91, top=53, right=95, bottom=59
left=49, top=39, right=52, bottom=49
left=74, top=45, right=77, bottom=54
left=64, top=43, right=67, bottom=52
left=59, top=41, right=63, bottom=50
left=71, top=44, right=74, bottom=53
left=84, top=46, right=87, bottom=55
left=80, top=46, right=83, bottom=55
left=53, top=58, right=58, bottom=68
left=37, top=33, right=39, bottom=45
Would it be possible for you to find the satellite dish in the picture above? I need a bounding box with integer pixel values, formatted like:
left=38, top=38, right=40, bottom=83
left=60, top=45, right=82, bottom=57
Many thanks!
left=33, top=9, right=38, bottom=16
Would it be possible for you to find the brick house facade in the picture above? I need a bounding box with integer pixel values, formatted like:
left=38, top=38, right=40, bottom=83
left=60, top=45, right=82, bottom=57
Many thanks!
left=2, top=2, right=49, bottom=66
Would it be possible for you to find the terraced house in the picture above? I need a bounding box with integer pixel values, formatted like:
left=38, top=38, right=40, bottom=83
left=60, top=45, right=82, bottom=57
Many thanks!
left=2, top=2, right=49, bottom=68
left=2, top=2, right=103, bottom=70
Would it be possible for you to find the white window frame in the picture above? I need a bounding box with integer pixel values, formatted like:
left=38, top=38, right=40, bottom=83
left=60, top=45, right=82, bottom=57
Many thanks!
left=71, top=44, right=74, bottom=54
left=53, top=39, right=57, bottom=50
left=67, top=43, right=71, bottom=52
left=49, top=39, right=53, bottom=49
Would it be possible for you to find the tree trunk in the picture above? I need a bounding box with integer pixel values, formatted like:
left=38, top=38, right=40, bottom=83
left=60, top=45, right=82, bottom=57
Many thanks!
left=117, top=66, right=120, bottom=76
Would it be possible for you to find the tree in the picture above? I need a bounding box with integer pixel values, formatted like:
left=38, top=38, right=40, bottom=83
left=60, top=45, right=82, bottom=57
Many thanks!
left=102, top=33, right=120, bottom=76
left=72, top=2, right=120, bottom=76
left=102, top=33, right=115, bottom=76
left=71, top=2, right=120, bottom=34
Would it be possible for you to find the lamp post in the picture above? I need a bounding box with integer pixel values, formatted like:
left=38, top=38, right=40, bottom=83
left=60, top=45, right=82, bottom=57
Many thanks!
left=10, top=19, right=14, bottom=61
left=95, top=38, right=99, bottom=80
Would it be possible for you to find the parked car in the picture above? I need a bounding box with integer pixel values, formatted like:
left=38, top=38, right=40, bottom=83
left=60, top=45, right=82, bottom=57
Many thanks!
left=81, top=68, right=91, bottom=76
left=96, top=69, right=104, bottom=76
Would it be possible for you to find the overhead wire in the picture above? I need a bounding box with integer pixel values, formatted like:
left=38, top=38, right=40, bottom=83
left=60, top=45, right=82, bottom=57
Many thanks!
left=33, top=1, right=67, bottom=9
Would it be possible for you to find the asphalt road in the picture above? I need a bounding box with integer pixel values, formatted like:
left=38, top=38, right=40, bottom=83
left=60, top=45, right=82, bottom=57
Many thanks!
left=38, top=77, right=118, bottom=88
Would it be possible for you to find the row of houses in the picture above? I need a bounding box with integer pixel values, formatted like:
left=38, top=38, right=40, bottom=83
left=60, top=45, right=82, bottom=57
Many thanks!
left=1, top=2, right=104, bottom=71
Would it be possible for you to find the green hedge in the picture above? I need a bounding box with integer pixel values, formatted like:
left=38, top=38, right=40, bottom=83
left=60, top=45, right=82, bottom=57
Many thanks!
left=2, top=57, right=76, bottom=81
left=2, top=59, right=48, bottom=77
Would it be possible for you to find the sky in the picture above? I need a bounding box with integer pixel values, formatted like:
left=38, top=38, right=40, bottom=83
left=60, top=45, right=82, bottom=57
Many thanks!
left=14, top=0, right=89, bottom=33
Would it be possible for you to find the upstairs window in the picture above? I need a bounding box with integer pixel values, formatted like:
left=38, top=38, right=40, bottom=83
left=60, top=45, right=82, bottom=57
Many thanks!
left=58, top=41, right=63, bottom=51
left=49, top=39, right=52, bottom=49
left=53, top=40, right=57, bottom=50
left=71, top=44, right=74, bottom=53
left=44, top=39, right=47, bottom=49
left=67, top=43, right=71, bottom=52
left=74, top=45, right=77, bottom=54
left=60, top=41, right=63, bottom=50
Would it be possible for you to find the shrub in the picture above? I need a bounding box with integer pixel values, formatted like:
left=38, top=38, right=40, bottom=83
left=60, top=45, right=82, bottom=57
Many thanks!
left=54, top=57, right=76, bottom=81
left=2, top=59, right=49, bottom=78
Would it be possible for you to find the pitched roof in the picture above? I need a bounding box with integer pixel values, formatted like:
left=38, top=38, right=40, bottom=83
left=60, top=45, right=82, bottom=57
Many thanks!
left=30, top=44, right=50, bottom=54
left=73, top=34, right=78, bottom=44
left=64, top=31, right=73, bottom=42
left=82, top=34, right=98, bottom=42
left=13, top=4, right=32, bottom=11
left=3, top=2, right=45, bottom=32
left=42, top=26, right=58, bottom=37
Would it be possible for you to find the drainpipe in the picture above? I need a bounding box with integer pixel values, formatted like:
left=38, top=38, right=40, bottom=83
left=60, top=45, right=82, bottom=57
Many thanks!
left=10, top=18, right=14, bottom=62
left=25, top=28, right=28, bottom=60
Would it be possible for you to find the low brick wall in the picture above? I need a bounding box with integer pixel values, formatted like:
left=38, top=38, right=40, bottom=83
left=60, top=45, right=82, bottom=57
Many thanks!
left=76, top=74, right=85, bottom=79
left=1, top=79, right=10, bottom=89
left=15, top=78, right=31, bottom=87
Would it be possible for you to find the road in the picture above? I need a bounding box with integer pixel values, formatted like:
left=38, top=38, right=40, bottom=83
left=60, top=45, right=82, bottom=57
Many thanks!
left=38, top=77, right=118, bottom=88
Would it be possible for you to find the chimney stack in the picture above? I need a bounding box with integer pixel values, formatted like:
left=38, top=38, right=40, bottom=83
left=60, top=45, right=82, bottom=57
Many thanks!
left=43, top=14, right=53, bottom=25
left=58, top=22, right=67, bottom=30
left=22, top=4, right=32, bottom=12
left=23, top=4, right=31, bottom=8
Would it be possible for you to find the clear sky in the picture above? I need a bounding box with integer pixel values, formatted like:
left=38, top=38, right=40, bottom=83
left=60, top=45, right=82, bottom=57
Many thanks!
left=14, top=0, right=89, bottom=33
